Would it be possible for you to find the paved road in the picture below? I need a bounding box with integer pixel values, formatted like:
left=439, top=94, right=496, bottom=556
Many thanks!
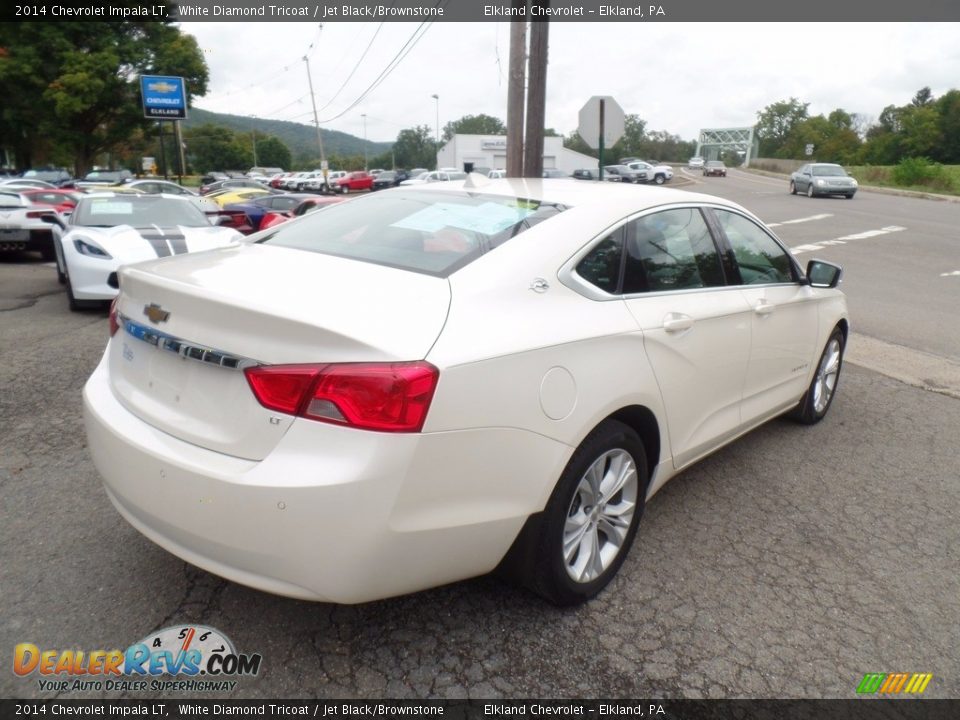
left=679, top=167, right=960, bottom=362
left=1, top=201, right=958, bottom=700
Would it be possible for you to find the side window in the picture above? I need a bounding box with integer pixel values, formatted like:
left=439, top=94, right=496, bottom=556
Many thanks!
left=622, top=208, right=724, bottom=293
left=576, top=234, right=622, bottom=294
left=714, top=210, right=794, bottom=285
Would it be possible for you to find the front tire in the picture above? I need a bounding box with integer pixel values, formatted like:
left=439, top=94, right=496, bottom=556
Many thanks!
left=790, top=327, right=844, bottom=424
left=65, top=269, right=99, bottom=312
left=518, top=420, right=648, bottom=606
left=654, top=174, right=666, bottom=185
left=53, top=240, right=66, bottom=285
left=340, top=185, right=349, bottom=194
left=790, top=181, right=797, bottom=194
left=807, top=183, right=815, bottom=198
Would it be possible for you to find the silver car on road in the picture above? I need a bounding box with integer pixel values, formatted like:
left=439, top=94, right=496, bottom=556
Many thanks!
left=790, top=163, right=858, bottom=199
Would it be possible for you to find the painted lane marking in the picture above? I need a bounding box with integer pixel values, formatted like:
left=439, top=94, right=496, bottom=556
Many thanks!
left=789, top=225, right=907, bottom=255
left=835, top=225, right=906, bottom=240
left=940, top=270, right=960, bottom=277
left=767, top=213, right=833, bottom=228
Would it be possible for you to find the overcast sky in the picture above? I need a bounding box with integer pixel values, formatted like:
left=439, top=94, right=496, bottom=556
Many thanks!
left=180, top=22, right=960, bottom=144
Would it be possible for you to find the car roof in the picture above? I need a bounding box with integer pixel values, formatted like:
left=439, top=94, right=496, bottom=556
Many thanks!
left=402, top=177, right=745, bottom=216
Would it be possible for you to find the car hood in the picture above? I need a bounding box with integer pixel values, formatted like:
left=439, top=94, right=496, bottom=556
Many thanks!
left=68, top=224, right=241, bottom=261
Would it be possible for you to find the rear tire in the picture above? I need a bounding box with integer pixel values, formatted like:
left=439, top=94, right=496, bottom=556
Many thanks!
left=790, top=181, right=797, bottom=194
left=509, top=420, right=648, bottom=606
left=789, top=327, right=844, bottom=425
left=341, top=185, right=349, bottom=194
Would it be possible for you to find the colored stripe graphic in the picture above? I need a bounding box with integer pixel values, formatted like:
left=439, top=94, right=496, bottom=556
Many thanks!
left=857, top=672, right=932, bottom=694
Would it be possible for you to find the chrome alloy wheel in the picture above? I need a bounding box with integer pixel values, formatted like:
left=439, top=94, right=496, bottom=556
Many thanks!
left=563, top=449, right=638, bottom=583
left=813, top=337, right=842, bottom=414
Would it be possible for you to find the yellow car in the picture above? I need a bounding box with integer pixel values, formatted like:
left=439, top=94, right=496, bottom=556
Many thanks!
left=209, top=188, right=272, bottom=207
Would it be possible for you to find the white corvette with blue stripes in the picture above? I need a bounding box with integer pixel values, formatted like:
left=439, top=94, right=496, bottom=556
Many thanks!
left=53, top=193, right=242, bottom=311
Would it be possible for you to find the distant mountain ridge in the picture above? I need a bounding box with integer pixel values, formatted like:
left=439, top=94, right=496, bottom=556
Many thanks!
left=184, top=107, right=393, bottom=162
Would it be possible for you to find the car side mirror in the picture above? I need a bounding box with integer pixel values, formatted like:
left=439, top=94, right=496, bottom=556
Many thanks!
left=805, top=259, right=843, bottom=288
left=39, top=212, right=67, bottom=230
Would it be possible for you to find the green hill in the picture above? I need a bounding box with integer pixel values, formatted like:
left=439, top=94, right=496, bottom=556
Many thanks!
left=184, top=107, right=393, bottom=164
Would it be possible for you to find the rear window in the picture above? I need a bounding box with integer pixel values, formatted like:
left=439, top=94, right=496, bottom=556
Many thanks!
left=256, top=189, right=567, bottom=277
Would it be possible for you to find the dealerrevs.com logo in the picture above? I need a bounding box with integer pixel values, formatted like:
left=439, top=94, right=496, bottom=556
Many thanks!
left=13, top=625, right=262, bottom=693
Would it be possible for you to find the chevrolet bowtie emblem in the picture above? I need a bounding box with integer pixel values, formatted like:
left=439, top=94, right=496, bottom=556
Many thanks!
left=144, top=303, right=170, bottom=323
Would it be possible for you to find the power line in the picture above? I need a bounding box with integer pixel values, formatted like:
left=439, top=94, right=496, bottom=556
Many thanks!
left=317, top=20, right=436, bottom=124
left=315, top=22, right=386, bottom=114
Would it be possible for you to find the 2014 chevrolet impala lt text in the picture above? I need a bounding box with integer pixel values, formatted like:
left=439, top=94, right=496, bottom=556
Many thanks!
left=84, top=178, right=847, bottom=605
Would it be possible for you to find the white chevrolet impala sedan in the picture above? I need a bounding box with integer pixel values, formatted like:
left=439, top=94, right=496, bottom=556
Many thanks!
left=84, top=179, right=848, bottom=605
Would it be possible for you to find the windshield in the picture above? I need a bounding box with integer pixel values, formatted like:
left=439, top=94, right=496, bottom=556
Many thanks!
left=72, top=196, right=210, bottom=228
left=812, top=165, right=849, bottom=177
left=256, top=189, right=567, bottom=277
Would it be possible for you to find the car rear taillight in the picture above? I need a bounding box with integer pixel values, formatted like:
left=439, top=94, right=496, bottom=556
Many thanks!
left=244, top=361, right=439, bottom=433
left=108, top=298, right=120, bottom=337
left=26, top=210, right=53, bottom=219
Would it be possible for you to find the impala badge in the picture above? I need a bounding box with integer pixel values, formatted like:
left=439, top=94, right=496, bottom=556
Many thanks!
left=144, top=303, right=170, bottom=324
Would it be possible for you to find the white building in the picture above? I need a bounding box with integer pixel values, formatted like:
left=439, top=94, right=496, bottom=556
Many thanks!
left=436, top=134, right=598, bottom=175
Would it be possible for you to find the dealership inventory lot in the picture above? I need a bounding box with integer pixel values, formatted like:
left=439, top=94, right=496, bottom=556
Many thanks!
left=1, top=179, right=958, bottom=698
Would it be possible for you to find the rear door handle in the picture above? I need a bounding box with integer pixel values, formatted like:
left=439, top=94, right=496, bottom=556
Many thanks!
left=754, top=300, right=776, bottom=316
left=663, top=313, right=694, bottom=332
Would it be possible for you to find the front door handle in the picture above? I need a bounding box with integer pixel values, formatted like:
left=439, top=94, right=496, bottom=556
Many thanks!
left=754, top=299, right=776, bottom=316
left=663, top=312, right=694, bottom=332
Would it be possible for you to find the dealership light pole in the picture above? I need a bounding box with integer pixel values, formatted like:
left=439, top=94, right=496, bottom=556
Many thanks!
left=303, top=55, right=327, bottom=175
left=431, top=93, right=439, bottom=168
left=362, top=113, right=367, bottom=170
left=251, top=114, right=258, bottom=167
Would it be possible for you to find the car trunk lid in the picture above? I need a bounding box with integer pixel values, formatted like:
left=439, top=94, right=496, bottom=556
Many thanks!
left=109, top=243, right=450, bottom=460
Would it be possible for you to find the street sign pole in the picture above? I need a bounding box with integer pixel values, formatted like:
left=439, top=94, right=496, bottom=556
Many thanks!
left=598, top=99, right=605, bottom=181
left=578, top=96, right=624, bottom=182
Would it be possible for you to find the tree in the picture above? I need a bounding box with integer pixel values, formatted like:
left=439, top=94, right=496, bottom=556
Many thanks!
left=608, top=114, right=647, bottom=159
left=184, top=125, right=249, bottom=173
left=441, top=114, right=507, bottom=142
left=255, top=136, right=292, bottom=170
left=562, top=130, right=597, bottom=159
left=754, top=98, right=809, bottom=157
left=911, top=86, right=934, bottom=107
left=899, top=105, right=941, bottom=158
left=0, top=22, right=208, bottom=174
left=392, top=125, right=436, bottom=169
left=782, top=114, right=861, bottom=163
left=935, top=90, right=960, bottom=163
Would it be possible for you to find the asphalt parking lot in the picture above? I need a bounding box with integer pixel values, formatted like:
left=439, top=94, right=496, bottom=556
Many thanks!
left=1, top=249, right=958, bottom=701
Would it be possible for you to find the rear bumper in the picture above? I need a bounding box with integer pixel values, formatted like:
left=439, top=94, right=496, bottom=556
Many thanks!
left=83, top=352, right=569, bottom=603
left=0, top=228, right=53, bottom=254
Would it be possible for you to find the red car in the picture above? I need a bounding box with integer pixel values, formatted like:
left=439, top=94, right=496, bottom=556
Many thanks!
left=260, top=196, right=345, bottom=230
left=331, top=171, right=373, bottom=194
left=21, top=188, right=83, bottom=214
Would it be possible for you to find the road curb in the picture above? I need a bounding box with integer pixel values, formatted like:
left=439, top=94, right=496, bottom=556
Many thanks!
left=846, top=332, right=960, bottom=400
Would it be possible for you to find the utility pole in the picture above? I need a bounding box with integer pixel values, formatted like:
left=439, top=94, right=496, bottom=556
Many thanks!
left=523, top=8, right=549, bottom=179
left=506, top=8, right=527, bottom=178
left=303, top=56, right=327, bottom=178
